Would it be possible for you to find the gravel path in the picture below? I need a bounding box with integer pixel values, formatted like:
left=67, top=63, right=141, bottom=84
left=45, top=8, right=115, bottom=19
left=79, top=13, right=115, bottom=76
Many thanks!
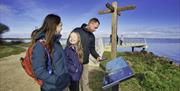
left=0, top=52, right=39, bottom=91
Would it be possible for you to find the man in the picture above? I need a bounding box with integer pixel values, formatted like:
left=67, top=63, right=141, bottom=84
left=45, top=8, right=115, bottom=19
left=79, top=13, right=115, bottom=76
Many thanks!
left=120, top=34, right=124, bottom=45
left=72, top=18, right=105, bottom=91
left=109, top=34, right=119, bottom=45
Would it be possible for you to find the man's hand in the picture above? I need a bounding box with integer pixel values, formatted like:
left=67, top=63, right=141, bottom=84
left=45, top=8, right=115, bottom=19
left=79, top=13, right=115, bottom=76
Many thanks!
left=97, top=56, right=107, bottom=62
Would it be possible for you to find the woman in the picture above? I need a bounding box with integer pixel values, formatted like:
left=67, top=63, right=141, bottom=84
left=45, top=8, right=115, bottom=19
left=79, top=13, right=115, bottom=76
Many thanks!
left=31, top=14, right=70, bottom=91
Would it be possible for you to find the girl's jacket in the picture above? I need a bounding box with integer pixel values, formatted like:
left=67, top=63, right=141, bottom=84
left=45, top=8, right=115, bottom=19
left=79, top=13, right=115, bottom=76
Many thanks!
left=64, top=46, right=83, bottom=81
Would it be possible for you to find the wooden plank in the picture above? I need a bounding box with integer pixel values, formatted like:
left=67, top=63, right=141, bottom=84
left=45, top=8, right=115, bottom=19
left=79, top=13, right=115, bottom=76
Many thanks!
left=98, top=9, right=112, bottom=15
left=117, top=5, right=136, bottom=12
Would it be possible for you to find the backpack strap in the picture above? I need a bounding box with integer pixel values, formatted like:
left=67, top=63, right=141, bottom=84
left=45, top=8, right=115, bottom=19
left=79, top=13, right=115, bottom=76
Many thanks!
left=39, top=39, right=53, bottom=75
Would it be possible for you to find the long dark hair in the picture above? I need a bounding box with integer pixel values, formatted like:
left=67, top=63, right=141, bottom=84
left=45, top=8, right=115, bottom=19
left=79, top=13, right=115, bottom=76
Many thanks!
left=30, top=29, right=40, bottom=47
left=38, top=14, right=61, bottom=53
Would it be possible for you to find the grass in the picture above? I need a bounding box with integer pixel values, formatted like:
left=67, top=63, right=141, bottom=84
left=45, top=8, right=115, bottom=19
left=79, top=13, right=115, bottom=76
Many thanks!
left=0, top=42, right=29, bottom=58
left=89, top=51, right=180, bottom=91
left=89, top=69, right=105, bottom=91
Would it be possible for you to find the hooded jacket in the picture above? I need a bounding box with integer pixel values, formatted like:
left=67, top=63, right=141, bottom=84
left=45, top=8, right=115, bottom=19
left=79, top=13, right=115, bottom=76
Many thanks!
left=64, top=45, right=83, bottom=81
left=31, top=32, right=69, bottom=91
left=72, top=24, right=100, bottom=64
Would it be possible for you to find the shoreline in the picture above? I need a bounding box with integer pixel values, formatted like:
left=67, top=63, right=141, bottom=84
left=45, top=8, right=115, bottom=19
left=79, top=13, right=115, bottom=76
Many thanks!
left=131, top=50, right=180, bottom=66
left=132, top=51, right=180, bottom=66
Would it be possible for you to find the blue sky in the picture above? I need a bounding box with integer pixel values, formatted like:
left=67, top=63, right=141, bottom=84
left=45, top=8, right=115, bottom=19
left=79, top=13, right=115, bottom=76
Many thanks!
left=0, top=0, right=180, bottom=38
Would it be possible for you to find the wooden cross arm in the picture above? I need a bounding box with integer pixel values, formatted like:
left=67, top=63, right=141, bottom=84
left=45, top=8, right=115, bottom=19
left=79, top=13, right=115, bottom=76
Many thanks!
left=98, top=9, right=111, bottom=15
left=106, top=3, right=114, bottom=12
left=98, top=3, right=116, bottom=15
left=117, top=5, right=136, bottom=12
left=98, top=3, right=136, bottom=15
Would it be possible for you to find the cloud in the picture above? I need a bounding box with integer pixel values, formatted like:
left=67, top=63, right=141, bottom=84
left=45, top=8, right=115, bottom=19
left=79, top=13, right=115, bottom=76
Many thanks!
left=124, top=26, right=180, bottom=38
left=0, top=4, right=11, bottom=15
left=16, top=0, right=70, bottom=21
left=95, top=25, right=180, bottom=38
left=78, top=0, right=107, bottom=22
left=151, top=26, right=180, bottom=34
left=0, top=4, right=17, bottom=17
left=1, top=0, right=70, bottom=38
left=1, top=0, right=69, bottom=23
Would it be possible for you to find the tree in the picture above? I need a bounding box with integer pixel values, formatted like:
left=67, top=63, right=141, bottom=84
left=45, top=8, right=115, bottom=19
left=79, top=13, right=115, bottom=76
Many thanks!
left=0, top=23, right=10, bottom=42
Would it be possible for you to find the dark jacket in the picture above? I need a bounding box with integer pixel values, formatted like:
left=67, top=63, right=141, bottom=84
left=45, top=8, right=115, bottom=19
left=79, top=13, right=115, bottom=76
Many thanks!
left=32, top=32, right=70, bottom=91
left=64, top=46, right=83, bottom=81
left=72, top=24, right=100, bottom=64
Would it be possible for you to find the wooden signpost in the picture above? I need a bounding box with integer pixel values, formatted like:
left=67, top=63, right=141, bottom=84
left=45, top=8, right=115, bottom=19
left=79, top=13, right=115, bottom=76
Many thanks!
left=99, top=1, right=136, bottom=59
left=98, top=1, right=136, bottom=90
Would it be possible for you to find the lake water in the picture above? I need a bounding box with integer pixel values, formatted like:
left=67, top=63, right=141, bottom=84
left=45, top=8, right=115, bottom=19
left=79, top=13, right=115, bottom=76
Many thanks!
left=111, top=38, right=180, bottom=64
left=146, top=38, right=180, bottom=64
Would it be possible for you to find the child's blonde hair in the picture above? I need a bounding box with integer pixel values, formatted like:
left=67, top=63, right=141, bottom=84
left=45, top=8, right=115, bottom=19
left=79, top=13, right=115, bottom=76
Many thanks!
left=67, top=32, right=84, bottom=64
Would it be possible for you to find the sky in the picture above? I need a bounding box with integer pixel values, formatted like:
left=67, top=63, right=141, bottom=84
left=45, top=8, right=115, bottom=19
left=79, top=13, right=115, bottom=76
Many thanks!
left=0, top=0, right=180, bottom=38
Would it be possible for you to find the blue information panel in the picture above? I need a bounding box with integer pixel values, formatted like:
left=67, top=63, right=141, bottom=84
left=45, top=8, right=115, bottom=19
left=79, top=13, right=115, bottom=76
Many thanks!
left=102, top=57, right=134, bottom=90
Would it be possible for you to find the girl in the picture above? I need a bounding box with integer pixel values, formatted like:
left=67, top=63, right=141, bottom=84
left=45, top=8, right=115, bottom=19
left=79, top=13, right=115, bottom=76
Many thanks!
left=64, top=32, right=83, bottom=91
left=31, top=14, right=70, bottom=91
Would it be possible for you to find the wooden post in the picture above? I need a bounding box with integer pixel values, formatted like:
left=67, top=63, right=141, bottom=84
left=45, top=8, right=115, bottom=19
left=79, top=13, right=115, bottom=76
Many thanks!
left=98, top=2, right=136, bottom=91
left=111, top=2, right=118, bottom=59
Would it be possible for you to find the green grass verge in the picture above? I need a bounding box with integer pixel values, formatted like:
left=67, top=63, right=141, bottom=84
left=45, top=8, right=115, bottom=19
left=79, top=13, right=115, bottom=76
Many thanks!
left=90, top=51, right=180, bottom=91
left=0, top=42, right=28, bottom=58
left=89, top=69, right=105, bottom=91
